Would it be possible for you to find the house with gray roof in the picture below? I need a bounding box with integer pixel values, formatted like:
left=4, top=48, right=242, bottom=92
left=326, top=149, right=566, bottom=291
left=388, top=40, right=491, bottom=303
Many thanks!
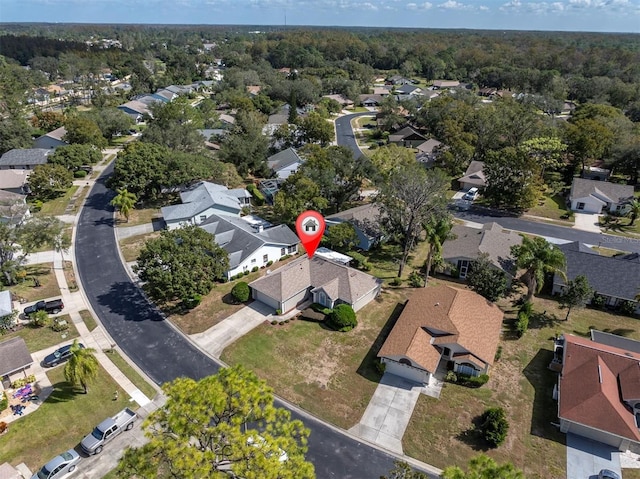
left=0, top=337, right=33, bottom=385
left=0, top=191, right=30, bottom=225
left=441, top=222, right=522, bottom=282
left=33, top=126, right=69, bottom=150
left=250, top=256, right=382, bottom=314
left=325, top=204, right=384, bottom=251
left=395, top=84, right=423, bottom=96
left=161, top=181, right=251, bottom=230
left=0, top=290, right=13, bottom=318
left=457, top=161, right=486, bottom=190
left=568, top=178, right=634, bottom=214
left=0, top=169, right=30, bottom=195
left=117, top=99, right=153, bottom=122
left=552, top=241, right=640, bottom=314
left=388, top=127, right=427, bottom=148
left=199, top=214, right=299, bottom=280
left=267, top=148, right=304, bottom=180
left=0, top=149, right=52, bottom=171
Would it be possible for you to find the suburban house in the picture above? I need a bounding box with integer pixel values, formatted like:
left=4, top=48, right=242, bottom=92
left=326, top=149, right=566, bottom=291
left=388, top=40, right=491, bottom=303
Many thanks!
left=249, top=256, right=382, bottom=313
left=358, top=94, right=384, bottom=108
left=325, top=204, right=384, bottom=251
left=0, top=149, right=52, bottom=170
left=387, top=75, right=412, bottom=85
left=322, top=94, right=354, bottom=108
left=395, top=84, right=423, bottom=96
left=197, top=129, right=226, bottom=150
left=431, top=80, right=461, bottom=89
left=416, top=138, right=443, bottom=165
left=372, top=86, right=392, bottom=96
left=0, top=191, right=30, bottom=224
left=552, top=242, right=640, bottom=314
left=378, top=285, right=503, bottom=385
left=568, top=178, right=634, bottom=214
left=161, top=181, right=251, bottom=230
left=388, top=127, right=427, bottom=148
left=33, top=126, right=69, bottom=150
left=0, top=337, right=33, bottom=390
left=457, top=161, right=487, bottom=190
left=0, top=290, right=13, bottom=320
left=117, top=99, right=153, bottom=122
left=554, top=331, right=640, bottom=452
left=199, top=214, right=299, bottom=280
left=441, top=222, right=522, bottom=282
left=267, top=148, right=304, bottom=180
left=0, top=169, right=30, bottom=195
left=246, top=85, right=262, bottom=96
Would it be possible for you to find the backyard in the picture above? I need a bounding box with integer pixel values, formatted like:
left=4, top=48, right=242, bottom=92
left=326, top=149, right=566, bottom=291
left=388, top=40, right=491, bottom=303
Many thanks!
left=8, top=264, right=61, bottom=303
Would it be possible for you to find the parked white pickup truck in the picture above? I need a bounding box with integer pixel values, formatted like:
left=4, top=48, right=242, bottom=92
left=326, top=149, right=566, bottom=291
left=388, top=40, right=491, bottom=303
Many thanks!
left=80, top=408, right=136, bottom=455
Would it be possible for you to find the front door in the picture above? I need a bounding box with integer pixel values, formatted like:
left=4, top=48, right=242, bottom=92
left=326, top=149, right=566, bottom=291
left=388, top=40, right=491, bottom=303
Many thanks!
left=458, top=260, right=469, bottom=279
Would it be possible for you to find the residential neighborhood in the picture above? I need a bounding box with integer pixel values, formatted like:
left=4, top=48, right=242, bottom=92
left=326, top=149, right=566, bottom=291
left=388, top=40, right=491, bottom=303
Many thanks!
left=0, top=24, right=639, bottom=479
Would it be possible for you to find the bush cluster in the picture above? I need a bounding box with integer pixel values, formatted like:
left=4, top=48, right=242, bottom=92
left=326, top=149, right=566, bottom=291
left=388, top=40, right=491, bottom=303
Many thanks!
left=181, top=294, right=202, bottom=309
left=246, top=184, right=265, bottom=206
left=327, top=304, right=357, bottom=332
left=408, top=271, right=423, bottom=287
left=0, top=392, right=7, bottom=411
left=346, top=251, right=371, bottom=271
left=591, top=294, right=606, bottom=309
left=478, top=407, right=509, bottom=447
left=516, top=301, right=532, bottom=337
left=231, top=282, right=250, bottom=303
left=12, top=374, right=36, bottom=388
left=445, top=371, right=489, bottom=388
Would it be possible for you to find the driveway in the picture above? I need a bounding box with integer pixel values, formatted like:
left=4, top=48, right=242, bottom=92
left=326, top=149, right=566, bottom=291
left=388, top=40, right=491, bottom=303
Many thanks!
left=349, top=373, right=421, bottom=454
left=573, top=212, right=602, bottom=233
left=567, top=433, right=621, bottom=479
left=190, top=301, right=273, bottom=358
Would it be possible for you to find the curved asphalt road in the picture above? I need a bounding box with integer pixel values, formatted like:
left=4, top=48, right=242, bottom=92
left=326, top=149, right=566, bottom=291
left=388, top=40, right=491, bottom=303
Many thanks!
left=335, top=112, right=375, bottom=159
left=75, top=164, right=406, bottom=478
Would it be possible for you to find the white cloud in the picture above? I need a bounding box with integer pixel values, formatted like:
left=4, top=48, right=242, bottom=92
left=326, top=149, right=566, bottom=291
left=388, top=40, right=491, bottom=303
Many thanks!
left=407, top=1, right=432, bottom=8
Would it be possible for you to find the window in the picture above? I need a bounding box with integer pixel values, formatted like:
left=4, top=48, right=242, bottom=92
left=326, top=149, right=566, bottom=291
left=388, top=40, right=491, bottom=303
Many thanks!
left=288, top=245, right=297, bottom=254
left=199, top=215, right=207, bottom=221
left=458, top=260, right=469, bottom=279
left=577, top=202, right=585, bottom=210
left=281, top=247, right=286, bottom=256
left=263, top=254, right=268, bottom=263
left=251, top=259, right=256, bottom=264
left=399, top=358, right=412, bottom=366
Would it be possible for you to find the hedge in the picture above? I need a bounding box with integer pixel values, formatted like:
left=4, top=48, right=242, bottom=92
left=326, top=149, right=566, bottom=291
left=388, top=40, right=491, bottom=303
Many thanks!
left=231, top=282, right=250, bottom=303
left=327, top=304, right=357, bottom=332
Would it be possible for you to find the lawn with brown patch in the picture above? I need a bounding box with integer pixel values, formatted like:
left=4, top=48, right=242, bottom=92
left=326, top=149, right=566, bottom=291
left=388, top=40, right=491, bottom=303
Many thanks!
left=62, top=260, right=77, bottom=292
left=222, top=288, right=409, bottom=429
left=115, top=206, right=162, bottom=228
left=402, top=285, right=640, bottom=479
left=9, top=264, right=61, bottom=302
left=118, top=232, right=160, bottom=262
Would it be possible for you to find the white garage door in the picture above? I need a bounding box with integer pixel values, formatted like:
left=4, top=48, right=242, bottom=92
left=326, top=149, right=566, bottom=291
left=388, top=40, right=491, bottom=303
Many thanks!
left=252, top=290, right=280, bottom=311
left=384, top=360, right=429, bottom=384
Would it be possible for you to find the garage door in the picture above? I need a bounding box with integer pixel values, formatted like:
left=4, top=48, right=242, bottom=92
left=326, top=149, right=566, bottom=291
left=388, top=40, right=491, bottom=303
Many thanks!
left=384, top=360, right=429, bottom=384
left=252, top=290, right=280, bottom=311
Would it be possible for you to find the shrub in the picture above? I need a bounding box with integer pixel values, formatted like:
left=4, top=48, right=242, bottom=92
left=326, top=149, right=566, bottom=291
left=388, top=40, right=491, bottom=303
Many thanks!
left=12, top=374, right=36, bottom=388
left=494, top=345, right=503, bottom=362
left=251, top=266, right=259, bottom=273
left=408, top=271, right=423, bottom=287
left=30, top=310, right=50, bottom=328
left=275, top=309, right=282, bottom=315
left=591, top=293, right=606, bottom=309
left=478, top=407, right=509, bottom=447
left=231, top=282, right=250, bottom=303
left=519, top=301, right=533, bottom=316
left=284, top=319, right=289, bottom=323
left=0, top=392, right=7, bottom=411
left=271, top=320, right=278, bottom=325
left=243, top=270, right=250, bottom=276
left=327, top=304, right=357, bottom=332
left=445, top=371, right=458, bottom=383
left=464, top=374, right=490, bottom=387
left=266, top=260, right=273, bottom=267
left=246, top=183, right=265, bottom=206
left=279, top=254, right=292, bottom=261
left=620, top=300, right=637, bottom=316
left=390, top=277, right=403, bottom=287
left=346, top=251, right=371, bottom=271
left=51, top=319, right=69, bottom=332
left=182, top=294, right=202, bottom=309
left=516, top=310, right=529, bottom=337
left=375, top=361, right=386, bottom=375
left=74, top=170, right=87, bottom=178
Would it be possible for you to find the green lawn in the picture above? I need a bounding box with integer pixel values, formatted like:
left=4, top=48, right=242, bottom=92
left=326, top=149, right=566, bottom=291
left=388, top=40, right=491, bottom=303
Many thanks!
left=2, top=316, right=79, bottom=352
left=8, top=264, right=61, bottom=303
left=36, top=186, right=79, bottom=216
left=0, top=365, right=134, bottom=470
left=524, top=194, right=573, bottom=223
left=402, top=286, right=640, bottom=479
left=104, top=350, right=158, bottom=400
left=79, top=309, right=97, bottom=331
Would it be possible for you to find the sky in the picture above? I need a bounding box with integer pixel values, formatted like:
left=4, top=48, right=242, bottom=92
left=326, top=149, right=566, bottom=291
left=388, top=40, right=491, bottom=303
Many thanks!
left=1, top=0, right=639, bottom=33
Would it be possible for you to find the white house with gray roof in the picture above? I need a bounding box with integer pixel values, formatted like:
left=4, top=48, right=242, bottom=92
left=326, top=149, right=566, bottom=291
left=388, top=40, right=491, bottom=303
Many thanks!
left=267, top=148, right=304, bottom=180
left=161, top=182, right=251, bottom=230
left=250, top=256, right=382, bottom=313
left=33, top=126, right=69, bottom=150
left=568, top=178, right=634, bottom=214
left=441, top=222, right=522, bottom=282
left=0, top=149, right=52, bottom=170
left=552, top=242, right=640, bottom=313
left=199, top=214, right=299, bottom=279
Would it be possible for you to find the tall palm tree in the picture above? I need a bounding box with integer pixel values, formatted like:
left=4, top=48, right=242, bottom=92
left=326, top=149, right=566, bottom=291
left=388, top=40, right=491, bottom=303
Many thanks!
left=626, top=199, right=640, bottom=226
left=64, top=339, right=98, bottom=394
left=110, top=188, right=137, bottom=223
left=423, top=214, right=454, bottom=286
left=510, top=236, right=567, bottom=302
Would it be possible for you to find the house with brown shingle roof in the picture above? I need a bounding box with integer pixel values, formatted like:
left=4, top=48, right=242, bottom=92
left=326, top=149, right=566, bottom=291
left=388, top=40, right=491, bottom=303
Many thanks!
left=250, top=256, right=382, bottom=314
left=378, top=285, right=503, bottom=385
left=556, top=332, right=640, bottom=451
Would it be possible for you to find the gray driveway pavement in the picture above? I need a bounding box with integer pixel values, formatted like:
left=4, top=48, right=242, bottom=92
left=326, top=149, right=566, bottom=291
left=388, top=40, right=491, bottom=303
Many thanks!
left=349, top=373, right=422, bottom=454
left=573, top=212, right=602, bottom=233
left=190, top=301, right=274, bottom=358
left=567, top=433, right=621, bottom=479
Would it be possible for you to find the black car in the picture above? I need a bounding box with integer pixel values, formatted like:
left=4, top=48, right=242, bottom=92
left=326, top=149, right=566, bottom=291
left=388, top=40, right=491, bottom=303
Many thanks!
left=43, top=343, right=84, bottom=367
left=23, top=299, right=64, bottom=316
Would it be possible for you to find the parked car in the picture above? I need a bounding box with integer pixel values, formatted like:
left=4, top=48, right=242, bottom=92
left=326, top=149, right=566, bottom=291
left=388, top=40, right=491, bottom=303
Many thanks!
left=599, top=470, right=621, bottom=479
left=463, top=187, right=479, bottom=201
left=31, top=449, right=80, bottom=479
left=43, top=343, right=84, bottom=368
left=24, top=299, right=64, bottom=316
left=80, top=408, right=136, bottom=455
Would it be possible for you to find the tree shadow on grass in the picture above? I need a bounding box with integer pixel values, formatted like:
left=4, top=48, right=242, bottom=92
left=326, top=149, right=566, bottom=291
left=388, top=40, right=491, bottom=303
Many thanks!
left=356, top=300, right=408, bottom=383
left=45, top=380, right=81, bottom=404
left=522, top=348, right=565, bottom=445
left=455, top=414, right=492, bottom=452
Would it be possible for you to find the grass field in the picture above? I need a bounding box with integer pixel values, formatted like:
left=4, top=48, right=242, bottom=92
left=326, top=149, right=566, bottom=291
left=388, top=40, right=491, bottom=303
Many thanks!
left=63, top=261, right=77, bottom=292
left=8, top=264, right=61, bottom=303
left=104, top=349, right=158, bottom=400
left=115, top=206, right=162, bottom=228
left=0, top=365, right=133, bottom=470
left=79, top=309, right=97, bottom=331
left=36, top=186, right=79, bottom=216
left=1, top=316, right=79, bottom=352
left=118, top=232, right=160, bottom=263
left=524, top=194, right=573, bottom=223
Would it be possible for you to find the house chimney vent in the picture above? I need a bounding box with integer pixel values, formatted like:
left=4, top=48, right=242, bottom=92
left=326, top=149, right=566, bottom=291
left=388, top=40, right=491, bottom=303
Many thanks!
left=435, top=302, right=440, bottom=306
left=598, top=364, right=602, bottom=384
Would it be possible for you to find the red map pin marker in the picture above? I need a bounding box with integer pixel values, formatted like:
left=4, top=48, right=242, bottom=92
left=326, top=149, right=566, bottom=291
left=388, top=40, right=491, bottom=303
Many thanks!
left=295, top=210, right=325, bottom=259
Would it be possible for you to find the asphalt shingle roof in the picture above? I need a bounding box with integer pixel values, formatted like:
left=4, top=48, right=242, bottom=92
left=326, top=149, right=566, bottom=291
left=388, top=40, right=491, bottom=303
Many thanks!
left=161, top=182, right=247, bottom=222
left=0, top=337, right=33, bottom=377
left=0, top=149, right=51, bottom=166
left=268, top=148, right=303, bottom=173
left=570, top=178, right=634, bottom=204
